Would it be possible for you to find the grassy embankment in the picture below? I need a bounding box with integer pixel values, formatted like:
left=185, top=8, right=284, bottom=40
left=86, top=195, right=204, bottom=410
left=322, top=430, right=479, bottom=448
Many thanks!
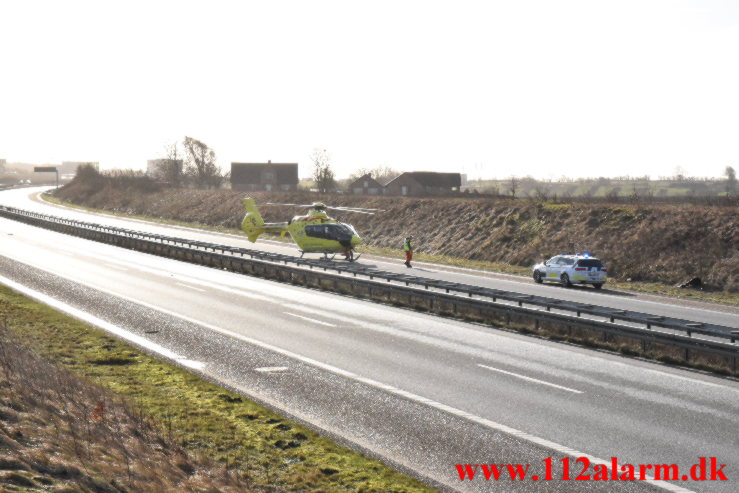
left=0, top=285, right=433, bottom=492
left=46, top=183, right=739, bottom=305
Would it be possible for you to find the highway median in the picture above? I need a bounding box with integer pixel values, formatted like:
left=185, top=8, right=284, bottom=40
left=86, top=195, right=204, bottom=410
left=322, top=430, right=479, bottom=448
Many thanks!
left=2, top=202, right=737, bottom=378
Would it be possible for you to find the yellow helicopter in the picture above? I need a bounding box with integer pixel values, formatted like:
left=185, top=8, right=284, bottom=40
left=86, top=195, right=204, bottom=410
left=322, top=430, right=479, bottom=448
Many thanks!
left=240, top=198, right=379, bottom=260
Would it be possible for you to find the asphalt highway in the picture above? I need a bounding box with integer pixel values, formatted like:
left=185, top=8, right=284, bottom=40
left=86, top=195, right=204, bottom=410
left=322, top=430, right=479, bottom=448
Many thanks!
left=1, top=187, right=738, bottom=492
left=4, top=187, right=737, bottom=328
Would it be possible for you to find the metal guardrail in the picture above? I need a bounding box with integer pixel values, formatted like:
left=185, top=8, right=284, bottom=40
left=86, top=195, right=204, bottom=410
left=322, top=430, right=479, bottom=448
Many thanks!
left=1, top=205, right=738, bottom=363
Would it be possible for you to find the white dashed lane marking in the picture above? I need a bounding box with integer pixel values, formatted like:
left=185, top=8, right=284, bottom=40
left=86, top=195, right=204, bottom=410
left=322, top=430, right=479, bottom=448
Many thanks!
left=255, top=366, right=289, bottom=373
left=478, top=363, right=584, bottom=394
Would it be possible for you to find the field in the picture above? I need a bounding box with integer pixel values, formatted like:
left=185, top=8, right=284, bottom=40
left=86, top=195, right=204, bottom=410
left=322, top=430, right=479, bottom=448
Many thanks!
left=466, top=176, right=734, bottom=200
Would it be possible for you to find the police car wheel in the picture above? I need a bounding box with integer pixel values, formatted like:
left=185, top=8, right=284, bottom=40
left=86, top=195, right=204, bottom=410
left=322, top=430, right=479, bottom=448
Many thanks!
left=533, top=271, right=543, bottom=283
left=592, top=283, right=603, bottom=290
left=560, top=273, right=571, bottom=287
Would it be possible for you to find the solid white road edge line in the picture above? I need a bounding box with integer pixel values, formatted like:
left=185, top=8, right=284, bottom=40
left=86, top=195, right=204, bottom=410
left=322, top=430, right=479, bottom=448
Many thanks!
left=0, top=274, right=205, bottom=371
left=0, top=272, right=693, bottom=493
left=477, top=363, right=584, bottom=394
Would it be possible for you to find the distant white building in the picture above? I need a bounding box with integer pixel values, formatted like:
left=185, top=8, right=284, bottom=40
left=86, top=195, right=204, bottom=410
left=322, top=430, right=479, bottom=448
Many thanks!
left=61, top=161, right=99, bottom=174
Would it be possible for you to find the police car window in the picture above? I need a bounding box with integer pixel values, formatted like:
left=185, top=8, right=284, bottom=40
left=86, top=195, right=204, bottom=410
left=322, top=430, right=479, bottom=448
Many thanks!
left=577, top=259, right=604, bottom=268
left=563, top=258, right=575, bottom=265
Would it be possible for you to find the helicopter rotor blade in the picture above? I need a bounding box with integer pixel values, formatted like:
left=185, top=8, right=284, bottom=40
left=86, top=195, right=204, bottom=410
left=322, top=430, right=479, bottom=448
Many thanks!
left=327, top=209, right=377, bottom=215
left=256, top=203, right=384, bottom=214
left=325, top=206, right=384, bottom=213
left=258, top=203, right=316, bottom=207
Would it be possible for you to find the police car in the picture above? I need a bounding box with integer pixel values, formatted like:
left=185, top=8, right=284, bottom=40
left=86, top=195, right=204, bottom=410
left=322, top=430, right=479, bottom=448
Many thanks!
left=532, top=253, right=607, bottom=289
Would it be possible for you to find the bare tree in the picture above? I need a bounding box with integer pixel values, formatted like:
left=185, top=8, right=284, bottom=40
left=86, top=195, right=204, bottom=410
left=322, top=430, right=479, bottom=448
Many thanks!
left=183, top=136, right=222, bottom=188
left=311, top=148, right=336, bottom=193
left=725, top=166, right=737, bottom=196
left=351, top=165, right=401, bottom=185
left=508, top=176, right=518, bottom=198
left=160, top=142, right=183, bottom=186
left=673, top=165, right=687, bottom=181
left=533, top=183, right=549, bottom=201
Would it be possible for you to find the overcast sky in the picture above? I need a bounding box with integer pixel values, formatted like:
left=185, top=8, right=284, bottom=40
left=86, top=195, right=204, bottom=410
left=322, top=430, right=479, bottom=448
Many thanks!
left=1, top=0, right=738, bottom=179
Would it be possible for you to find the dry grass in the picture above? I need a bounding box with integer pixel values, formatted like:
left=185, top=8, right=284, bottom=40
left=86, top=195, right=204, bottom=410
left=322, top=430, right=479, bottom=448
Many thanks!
left=0, top=318, right=250, bottom=492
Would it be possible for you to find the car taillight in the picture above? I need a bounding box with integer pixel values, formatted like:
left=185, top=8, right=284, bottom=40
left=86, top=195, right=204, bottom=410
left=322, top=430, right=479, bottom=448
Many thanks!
left=601, top=267, right=607, bottom=272
left=575, top=267, right=586, bottom=271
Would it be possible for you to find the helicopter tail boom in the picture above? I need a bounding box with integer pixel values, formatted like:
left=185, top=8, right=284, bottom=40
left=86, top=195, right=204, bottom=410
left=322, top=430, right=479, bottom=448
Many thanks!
left=241, top=198, right=287, bottom=242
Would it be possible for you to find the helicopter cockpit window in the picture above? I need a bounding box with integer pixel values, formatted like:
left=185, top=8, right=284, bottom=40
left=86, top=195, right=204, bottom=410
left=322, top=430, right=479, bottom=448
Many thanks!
left=304, top=224, right=353, bottom=241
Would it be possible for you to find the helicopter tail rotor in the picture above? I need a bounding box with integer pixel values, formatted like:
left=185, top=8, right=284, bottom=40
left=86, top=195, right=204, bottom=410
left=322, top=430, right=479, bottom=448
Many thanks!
left=241, top=198, right=266, bottom=242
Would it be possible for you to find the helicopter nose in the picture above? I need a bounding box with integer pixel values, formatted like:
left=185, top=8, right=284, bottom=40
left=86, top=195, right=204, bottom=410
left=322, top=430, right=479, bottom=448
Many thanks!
left=351, top=234, right=361, bottom=246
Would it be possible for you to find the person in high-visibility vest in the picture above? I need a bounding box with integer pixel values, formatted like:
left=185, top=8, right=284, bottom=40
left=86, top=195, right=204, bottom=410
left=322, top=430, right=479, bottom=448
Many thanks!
left=403, top=236, right=414, bottom=268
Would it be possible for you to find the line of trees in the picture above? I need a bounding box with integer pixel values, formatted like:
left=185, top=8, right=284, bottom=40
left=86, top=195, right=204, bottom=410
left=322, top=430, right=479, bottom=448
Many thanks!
left=310, top=149, right=402, bottom=192
left=155, top=137, right=227, bottom=189
left=151, top=139, right=737, bottom=200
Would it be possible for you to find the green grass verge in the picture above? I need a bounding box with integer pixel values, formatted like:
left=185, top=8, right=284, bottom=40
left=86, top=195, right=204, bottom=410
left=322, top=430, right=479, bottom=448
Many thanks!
left=0, top=285, right=435, bottom=493
left=41, top=193, right=739, bottom=307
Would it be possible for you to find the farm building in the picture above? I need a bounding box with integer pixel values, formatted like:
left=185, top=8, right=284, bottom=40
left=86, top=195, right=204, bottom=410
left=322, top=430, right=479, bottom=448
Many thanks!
left=383, top=172, right=461, bottom=196
left=231, top=162, right=299, bottom=191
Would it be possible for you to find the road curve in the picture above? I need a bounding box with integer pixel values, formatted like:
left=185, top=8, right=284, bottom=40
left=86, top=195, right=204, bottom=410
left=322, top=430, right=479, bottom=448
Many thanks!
left=4, top=187, right=738, bottom=327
